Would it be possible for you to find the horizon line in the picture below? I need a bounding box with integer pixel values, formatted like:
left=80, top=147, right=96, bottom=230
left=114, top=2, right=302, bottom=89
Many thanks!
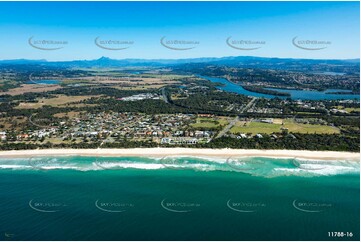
left=1, top=55, right=360, bottom=62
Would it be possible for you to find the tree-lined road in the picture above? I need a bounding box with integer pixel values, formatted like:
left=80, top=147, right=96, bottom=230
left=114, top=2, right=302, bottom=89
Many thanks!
left=216, top=97, right=257, bottom=138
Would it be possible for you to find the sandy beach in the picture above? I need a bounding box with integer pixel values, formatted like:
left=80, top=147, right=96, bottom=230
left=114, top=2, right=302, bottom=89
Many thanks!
left=0, top=148, right=359, bottom=161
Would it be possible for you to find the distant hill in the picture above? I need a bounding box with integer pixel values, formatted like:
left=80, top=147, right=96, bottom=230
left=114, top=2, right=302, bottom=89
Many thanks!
left=0, top=56, right=359, bottom=69
left=0, top=59, right=48, bottom=65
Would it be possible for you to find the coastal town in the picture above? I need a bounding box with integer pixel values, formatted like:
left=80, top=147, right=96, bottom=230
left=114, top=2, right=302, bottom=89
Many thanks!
left=0, top=1, right=360, bottom=242
left=1, top=94, right=357, bottom=146
left=0, top=55, right=359, bottom=151
left=4, top=112, right=214, bottom=145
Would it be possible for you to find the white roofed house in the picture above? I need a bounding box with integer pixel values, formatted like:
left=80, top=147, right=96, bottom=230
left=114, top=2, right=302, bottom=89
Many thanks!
left=0, top=131, right=6, bottom=141
left=195, top=131, right=206, bottom=138
left=237, top=133, right=247, bottom=139
left=271, top=134, right=278, bottom=139
left=260, top=119, right=273, bottom=124
left=187, top=138, right=198, bottom=144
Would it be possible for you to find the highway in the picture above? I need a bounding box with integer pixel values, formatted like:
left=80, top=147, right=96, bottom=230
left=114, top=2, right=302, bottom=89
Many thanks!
left=216, top=97, right=257, bottom=138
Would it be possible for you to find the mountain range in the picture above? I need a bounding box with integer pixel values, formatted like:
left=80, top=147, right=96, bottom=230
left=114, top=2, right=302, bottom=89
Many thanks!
left=0, top=56, right=359, bottom=68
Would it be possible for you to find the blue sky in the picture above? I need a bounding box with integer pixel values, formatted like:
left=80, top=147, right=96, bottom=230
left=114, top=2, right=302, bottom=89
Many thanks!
left=0, top=1, right=359, bottom=60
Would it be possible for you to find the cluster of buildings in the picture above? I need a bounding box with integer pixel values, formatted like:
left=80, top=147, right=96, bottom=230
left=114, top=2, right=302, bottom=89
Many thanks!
left=4, top=128, right=59, bottom=142
left=248, top=107, right=283, bottom=114
left=294, top=100, right=325, bottom=110
left=119, top=93, right=160, bottom=101
left=161, top=130, right=212, bottom=145
left=1, top=112, right=214, bottom=145
left=330, top=109, right=348, bottom=114
left=233, top=70, right=357, bottom=91
left=227, top=132, right=296, bottom=140
left=251, top=99, right=359, bottom=115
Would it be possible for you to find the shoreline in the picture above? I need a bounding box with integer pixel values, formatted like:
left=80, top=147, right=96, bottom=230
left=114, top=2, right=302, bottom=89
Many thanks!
left=0, top=148, right=359, bottom=161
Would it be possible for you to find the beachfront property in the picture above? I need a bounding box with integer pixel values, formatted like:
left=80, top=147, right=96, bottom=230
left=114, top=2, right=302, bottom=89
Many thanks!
left=0, top=108, right=344, bottom=145
left=161, top=137, right=199, bottom=145
left=3, top=112, right=214, bottom=145
left=0, top=131, right=6, bottom=141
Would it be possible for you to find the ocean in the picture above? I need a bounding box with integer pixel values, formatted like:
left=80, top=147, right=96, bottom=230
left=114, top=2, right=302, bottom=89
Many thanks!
left=0, top=156, right=359, bottom=241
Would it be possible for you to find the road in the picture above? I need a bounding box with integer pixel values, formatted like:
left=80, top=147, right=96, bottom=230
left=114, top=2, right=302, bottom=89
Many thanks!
left=162, top=88, right=170, bottom=104
left=216, top=116, right=239, bottom=138
left=216, top=97, right=257, bottom=138
left=240, top=97, right=257, bottom=113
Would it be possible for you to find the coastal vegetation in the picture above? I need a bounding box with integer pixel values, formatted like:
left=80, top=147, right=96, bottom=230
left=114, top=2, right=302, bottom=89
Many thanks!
left=242, top=85, right=291, bottom=97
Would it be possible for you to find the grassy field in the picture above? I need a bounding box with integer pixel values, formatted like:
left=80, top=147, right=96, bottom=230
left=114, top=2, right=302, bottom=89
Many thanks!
left=61, top=79, right=92, bottom=85
left=171, top=93, right=188, bottom=100
left=345, top=107, right=360, bottom=112
left=16, top=95, right=99, bottom=109
left=114, top=84, right=165, bottom=90
left=0, top=116, right=27, bottom=130
left=3, top=84, right=62, bottom=95
left=231, top=119, right=340, bottom=135
left=191, top=117, right=229, bottom=129
left=231, top=121, right=281, bottom=134
left=332, top=105, right=360, bottom=113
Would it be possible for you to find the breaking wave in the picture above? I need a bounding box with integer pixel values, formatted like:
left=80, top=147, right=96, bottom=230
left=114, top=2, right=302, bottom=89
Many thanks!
left=0, top=156, right=359, bottom=177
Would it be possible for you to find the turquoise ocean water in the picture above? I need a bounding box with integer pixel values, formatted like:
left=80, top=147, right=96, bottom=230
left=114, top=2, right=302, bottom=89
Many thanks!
left=0, top=156, right=359, bottom=241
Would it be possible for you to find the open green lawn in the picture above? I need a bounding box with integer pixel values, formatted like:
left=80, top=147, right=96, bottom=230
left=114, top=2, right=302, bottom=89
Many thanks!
left=345, top=107, right=360, bottom=112
left=191, top=117, right=229, bottom=129
left=231, top=119, right=340, bottom=135
left=231, top=122, right=281, bottom=134
left=283, top=120, right=340, bottom=134
left=332, top=106, right=360, bottom=113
